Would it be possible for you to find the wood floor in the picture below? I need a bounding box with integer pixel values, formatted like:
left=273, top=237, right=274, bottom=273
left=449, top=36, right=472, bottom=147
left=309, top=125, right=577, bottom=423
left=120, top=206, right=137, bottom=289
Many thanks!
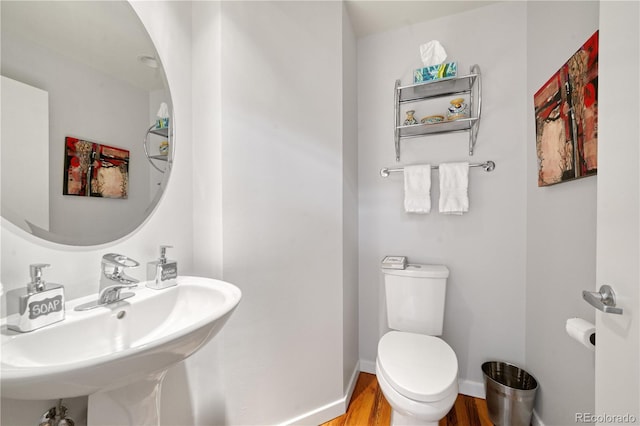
left=322, top=373, right=492, bottom=426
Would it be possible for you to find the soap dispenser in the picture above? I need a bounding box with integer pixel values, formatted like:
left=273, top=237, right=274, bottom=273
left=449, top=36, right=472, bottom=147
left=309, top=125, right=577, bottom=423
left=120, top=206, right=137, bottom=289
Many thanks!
left=146, top=245, right=178, bottom=290
left=6, top=264, right=65, bottom=332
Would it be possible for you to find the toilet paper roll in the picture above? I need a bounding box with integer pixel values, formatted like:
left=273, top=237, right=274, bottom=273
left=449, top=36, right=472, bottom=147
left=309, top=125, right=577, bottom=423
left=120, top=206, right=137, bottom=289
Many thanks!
left=566, top=318, right=595, bottom=351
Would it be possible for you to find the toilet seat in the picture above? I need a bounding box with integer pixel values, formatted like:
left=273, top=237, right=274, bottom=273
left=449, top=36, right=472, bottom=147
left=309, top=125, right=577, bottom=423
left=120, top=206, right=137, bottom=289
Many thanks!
left=377, top=331, right=458, bottom=403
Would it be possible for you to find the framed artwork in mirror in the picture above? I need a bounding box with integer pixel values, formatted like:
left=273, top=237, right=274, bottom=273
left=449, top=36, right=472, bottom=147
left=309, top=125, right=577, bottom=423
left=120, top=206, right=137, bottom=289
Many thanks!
left=534, top=30, right=598, bottom=187
left=63, top=136, right=129, bottom=199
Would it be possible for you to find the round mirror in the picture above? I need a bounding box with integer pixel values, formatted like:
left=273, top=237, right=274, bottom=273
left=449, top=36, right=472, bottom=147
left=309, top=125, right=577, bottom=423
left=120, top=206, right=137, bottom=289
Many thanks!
left=1, top=0, right=173, bottom=246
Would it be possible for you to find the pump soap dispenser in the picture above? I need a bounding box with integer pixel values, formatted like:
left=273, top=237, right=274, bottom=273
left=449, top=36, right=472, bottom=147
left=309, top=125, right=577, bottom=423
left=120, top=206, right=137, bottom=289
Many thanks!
left=147, top=245, right=178, bottom=290
left=6, top=264, right=65, bottom=332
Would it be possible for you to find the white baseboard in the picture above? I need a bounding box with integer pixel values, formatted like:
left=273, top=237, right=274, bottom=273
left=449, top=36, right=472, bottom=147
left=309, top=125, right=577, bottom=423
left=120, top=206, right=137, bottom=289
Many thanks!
left=531, top=409, right=545, bottom=426
left=280, top=397, right=345, bottom=426
left=343, top=362, right=359, bottom=409
left=279, top=362, right=360, bottom=426
left=359, top=359, right=376, bottom=374
left=458, top=379, right=485, bottom=399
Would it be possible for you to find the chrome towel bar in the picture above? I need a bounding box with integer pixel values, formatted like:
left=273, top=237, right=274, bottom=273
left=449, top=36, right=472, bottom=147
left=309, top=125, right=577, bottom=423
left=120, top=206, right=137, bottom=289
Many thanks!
left=380, top=160, right=496, bottom=177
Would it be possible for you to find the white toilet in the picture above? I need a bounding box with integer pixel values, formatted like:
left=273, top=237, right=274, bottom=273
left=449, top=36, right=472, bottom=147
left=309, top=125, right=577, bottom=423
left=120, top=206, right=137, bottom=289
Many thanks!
left=376, top=264, right=458, bottom=426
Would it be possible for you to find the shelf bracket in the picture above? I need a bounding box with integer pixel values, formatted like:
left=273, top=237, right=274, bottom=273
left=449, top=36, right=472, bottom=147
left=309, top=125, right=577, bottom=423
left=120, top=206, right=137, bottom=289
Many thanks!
left=468, top=64, right=482, bottom=156
left=144, top=124, right=170, bottom=173
left=394, top=79, right=401, bottom=161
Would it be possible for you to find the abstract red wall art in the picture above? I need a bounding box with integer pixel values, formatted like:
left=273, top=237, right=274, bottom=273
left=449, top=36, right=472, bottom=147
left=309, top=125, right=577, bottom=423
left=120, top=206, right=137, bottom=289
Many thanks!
left=534, top=31, right=598, bottom=187
left=63, top=136, right=129, bottom=199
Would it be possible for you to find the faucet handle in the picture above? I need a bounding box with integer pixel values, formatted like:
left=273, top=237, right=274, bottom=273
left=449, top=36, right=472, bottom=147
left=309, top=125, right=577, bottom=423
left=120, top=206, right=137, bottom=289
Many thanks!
left=99, top=283, right=137, bottom=304
left=29, top=264, right=50, bottom=292
left=101, top=254, right=140, bottom=269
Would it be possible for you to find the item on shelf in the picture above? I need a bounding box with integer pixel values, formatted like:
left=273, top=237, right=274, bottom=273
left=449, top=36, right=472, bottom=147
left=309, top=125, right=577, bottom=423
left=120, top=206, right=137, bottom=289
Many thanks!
left=159, top=141, right=169, bottom=156
left=155, top=102, right=170, bottom=129
left=446, top=98, right=469, bottom=121
left=414, top=62, right=457, bottom=83
left=420, top=114, right=445, bottom=124
left=403, top=110, right=418, bottom=125
left=420, top=40, right=447, bottom=66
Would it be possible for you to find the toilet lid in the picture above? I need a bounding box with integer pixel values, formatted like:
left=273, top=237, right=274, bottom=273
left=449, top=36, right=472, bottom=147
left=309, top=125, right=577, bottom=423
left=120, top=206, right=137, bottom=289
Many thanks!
left=377, top=331, right=458, bottom=402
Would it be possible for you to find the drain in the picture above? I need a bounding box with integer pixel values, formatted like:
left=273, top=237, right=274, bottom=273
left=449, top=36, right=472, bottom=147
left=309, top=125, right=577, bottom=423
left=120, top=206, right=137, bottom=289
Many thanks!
left=117, top=311, right=126, bottom=319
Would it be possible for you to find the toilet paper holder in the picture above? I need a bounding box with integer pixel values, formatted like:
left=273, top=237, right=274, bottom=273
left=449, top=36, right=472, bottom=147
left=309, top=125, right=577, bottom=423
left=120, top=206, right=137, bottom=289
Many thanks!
left=582, top=285, right=623, bottom=315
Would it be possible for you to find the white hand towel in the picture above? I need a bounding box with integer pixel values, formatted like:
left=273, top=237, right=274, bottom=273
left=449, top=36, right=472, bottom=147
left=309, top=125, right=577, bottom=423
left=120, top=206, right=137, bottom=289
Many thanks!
left=439, top=162, right=469, bottom=215
left=404, top=165, right=431, bottom=213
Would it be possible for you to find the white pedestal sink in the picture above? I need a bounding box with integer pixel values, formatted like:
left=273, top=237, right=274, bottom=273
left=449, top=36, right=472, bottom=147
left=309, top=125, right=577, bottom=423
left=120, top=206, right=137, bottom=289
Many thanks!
left=1, top=276, right=241, bottom=425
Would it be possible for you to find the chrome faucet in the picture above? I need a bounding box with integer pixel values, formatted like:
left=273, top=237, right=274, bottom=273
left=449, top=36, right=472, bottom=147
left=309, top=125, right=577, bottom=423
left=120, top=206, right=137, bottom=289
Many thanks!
left=75, top=254, right=140, bottom=311
left=99, top=253, right=140, bottom=291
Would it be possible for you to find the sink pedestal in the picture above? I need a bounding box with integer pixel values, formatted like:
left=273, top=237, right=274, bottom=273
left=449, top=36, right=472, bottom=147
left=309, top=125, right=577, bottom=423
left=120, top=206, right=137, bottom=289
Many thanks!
left=88, top=371, right=167, bottom=426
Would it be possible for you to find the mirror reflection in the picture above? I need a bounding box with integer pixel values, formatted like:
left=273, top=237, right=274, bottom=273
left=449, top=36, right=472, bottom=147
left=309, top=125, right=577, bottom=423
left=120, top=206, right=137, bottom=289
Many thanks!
left=1, top=0, right=173, bottom=246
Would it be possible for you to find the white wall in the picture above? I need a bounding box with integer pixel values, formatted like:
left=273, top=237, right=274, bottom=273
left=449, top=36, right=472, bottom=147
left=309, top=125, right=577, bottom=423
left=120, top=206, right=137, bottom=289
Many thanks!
left=187, top=3, right=360, bottom=424
left=342, top=3, right=360, bottom=396
left=215, top=1, right=354, bottom=424
left=357, top=2, right=527, bottom=394
left=525, top=2, right=599, bottom=424
left=1, top=77, right=49, bottom=232
left=0, top=1, right=193, bottom=424
left=192, top=1, right=223, bottom=281
left=1, top=32, right=151, bottom=245
left=160, top=3, right=226, bottom=425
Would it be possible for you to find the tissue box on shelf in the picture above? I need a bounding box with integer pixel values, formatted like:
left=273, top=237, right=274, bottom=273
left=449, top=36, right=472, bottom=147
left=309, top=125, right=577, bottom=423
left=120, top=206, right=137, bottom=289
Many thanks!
left=155, top=118, right=169, bottom=129
left=414, top=62, right=457, bottom=83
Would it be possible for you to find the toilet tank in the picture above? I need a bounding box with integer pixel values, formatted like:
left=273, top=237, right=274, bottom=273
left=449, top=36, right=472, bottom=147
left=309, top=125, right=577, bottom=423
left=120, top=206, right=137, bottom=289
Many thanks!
left=382, top=264, right=450, bottom=335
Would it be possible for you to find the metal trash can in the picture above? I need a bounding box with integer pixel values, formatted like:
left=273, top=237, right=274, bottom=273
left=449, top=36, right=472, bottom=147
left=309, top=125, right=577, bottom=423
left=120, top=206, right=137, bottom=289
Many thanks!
left=482, top=361, right=538, bottom=426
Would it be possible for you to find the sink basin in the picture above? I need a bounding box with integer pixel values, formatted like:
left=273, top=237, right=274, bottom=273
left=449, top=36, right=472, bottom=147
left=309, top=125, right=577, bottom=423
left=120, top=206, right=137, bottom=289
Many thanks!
left=1, top=276, right=241, bottom=401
